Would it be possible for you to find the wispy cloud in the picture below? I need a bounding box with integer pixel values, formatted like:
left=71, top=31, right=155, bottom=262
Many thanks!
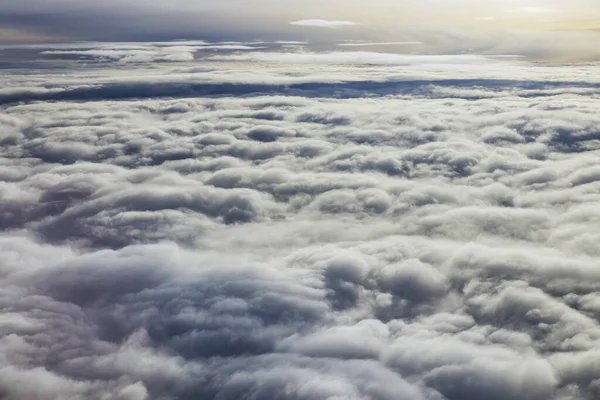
left=338, top=41, right=421, bottom=47
left=210, top=51, right=493, bottom=66
left=290, top=19, right=359, bottom=28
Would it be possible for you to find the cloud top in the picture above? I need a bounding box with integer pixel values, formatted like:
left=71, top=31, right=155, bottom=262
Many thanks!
left=2, top=42, right=600, bottom=399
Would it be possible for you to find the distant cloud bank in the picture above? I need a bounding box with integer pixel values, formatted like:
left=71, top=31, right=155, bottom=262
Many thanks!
left=290, top=19, right=360, bottom=28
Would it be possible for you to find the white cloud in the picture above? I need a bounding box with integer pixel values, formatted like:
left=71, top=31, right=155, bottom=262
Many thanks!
left=275, top=40, right=309, bottom=45
left=2, top=42, right=600, bottom=400
left=38, top=42, right=266, bottom=63
left=338, top=41, right=422, bottom=47
left=290, top=19, right=360, bottom=28
left=210, top=51, right=494, bottom=66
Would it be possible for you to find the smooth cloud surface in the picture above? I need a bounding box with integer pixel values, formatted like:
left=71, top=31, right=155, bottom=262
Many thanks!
left=2, top=44, right=600, bottom=399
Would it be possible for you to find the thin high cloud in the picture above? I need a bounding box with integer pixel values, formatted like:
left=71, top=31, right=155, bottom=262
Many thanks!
left=209, top=51, right=494, bottom=65
left=290, top=19, right=360, bottom=28
left=338, top=41, right=422, bottom=47
left=1, top=0, right=600, bottom=60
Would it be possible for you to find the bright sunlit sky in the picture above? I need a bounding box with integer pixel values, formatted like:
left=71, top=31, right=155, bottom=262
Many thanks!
left=1, top=0, right=600, bottom=60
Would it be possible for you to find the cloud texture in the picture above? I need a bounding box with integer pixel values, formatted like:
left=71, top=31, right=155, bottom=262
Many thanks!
left=2, top=46, right=600, bottom=399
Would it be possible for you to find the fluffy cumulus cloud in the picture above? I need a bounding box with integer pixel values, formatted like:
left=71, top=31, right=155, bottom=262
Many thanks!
left=3, top=44, right=600, bottom=399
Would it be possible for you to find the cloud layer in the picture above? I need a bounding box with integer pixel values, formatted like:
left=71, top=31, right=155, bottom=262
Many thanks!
left=2, top=0, right=600, bottom=60
left=2, top=46, right=600, bottom=399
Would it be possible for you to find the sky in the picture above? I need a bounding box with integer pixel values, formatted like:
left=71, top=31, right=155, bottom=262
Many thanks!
left=1, top=0, right=600, bottom=60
